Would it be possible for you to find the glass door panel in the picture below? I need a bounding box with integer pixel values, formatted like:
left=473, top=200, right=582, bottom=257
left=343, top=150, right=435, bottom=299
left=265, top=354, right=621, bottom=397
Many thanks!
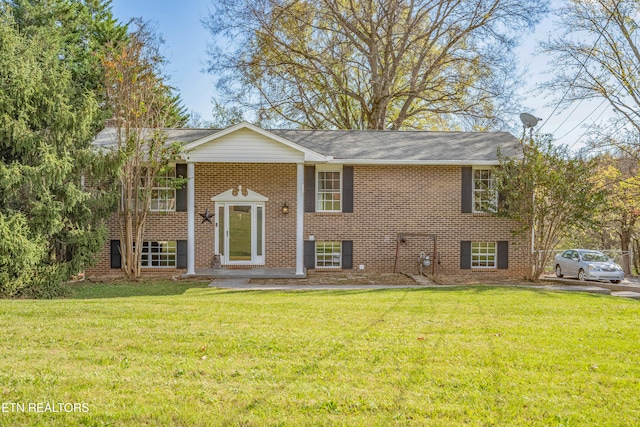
left=217, top=205, right=225, bottom=256
left=228, top=205, right=252, bottom=261
left=257, top=206, right=263, bottom=257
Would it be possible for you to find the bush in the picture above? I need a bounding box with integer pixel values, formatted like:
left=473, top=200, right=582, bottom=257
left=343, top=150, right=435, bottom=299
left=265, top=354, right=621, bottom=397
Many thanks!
left=0, top=213, right=66, bottom=298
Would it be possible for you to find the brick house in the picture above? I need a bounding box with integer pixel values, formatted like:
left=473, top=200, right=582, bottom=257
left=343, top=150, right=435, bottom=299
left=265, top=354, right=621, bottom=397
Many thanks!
left=87, top=122, right=529, bottom=279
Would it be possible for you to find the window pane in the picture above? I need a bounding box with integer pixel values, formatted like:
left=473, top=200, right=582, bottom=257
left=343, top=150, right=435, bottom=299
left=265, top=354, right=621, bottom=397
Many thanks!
left=218, top=205, right=225, bottom=256
left=317, top=170, right=341, bottom=211
left=145, top=167, right=177, bottom=212
left=316, top=242, right=341, bottom=268
left=140, top=240, right=177, bottom=268
left=471, top=242, right=496, bottom=268
left=473, top=168, right=496, bottom=213
left=257, top=206, right=263, bottom=256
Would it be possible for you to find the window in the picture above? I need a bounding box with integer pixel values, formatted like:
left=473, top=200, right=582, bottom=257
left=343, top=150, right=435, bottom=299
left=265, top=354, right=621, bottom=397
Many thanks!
left=316, top=168, right=342, bottom=212
left=316, top=242, right=342, bottom=268
left=471, top=242, right=497, bottom=268
left=141, top=241, right=177, bottom=268
left=150, top=167, right=176, bottom=212
left=473, top=168, right=496, bottom=213
left=123, top=167, right=176, bottom=212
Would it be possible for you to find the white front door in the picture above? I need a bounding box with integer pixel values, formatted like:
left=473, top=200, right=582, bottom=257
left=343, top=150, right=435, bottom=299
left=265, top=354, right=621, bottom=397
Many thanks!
left=215, top=202, right=265, bottom=265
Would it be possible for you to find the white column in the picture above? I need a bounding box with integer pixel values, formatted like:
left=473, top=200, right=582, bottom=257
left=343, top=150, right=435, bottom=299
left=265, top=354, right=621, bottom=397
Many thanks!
left=296, top=163, right=305, bottom=275
left=187, top=162, right=196, bottom=275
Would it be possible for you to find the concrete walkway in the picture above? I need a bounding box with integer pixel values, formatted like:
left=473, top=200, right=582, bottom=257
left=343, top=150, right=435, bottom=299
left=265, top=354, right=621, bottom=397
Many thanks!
left=541, top=276, right=640, bottom=300
left=208, top=278, right=640, bottom=299
left=208, top=278, right=428, bottom=291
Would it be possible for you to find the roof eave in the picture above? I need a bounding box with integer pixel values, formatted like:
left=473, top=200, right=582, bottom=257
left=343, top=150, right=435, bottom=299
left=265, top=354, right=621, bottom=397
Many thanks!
left=182, top=121, right=327, bottom=162
left=321, top=159, right=503, bottom=166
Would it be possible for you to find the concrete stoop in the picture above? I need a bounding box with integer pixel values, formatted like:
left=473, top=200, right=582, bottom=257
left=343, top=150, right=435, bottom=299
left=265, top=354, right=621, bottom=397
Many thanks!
left=401, top=272, right=437, bottom=286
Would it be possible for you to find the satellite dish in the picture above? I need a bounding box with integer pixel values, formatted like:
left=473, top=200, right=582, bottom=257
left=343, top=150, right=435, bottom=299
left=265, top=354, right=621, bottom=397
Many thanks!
left=520, top=113, right=542, bottom=128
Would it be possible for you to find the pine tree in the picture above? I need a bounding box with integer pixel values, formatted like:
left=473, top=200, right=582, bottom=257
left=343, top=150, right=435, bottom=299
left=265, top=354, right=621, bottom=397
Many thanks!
left=0, top=11, right=105, bottom=296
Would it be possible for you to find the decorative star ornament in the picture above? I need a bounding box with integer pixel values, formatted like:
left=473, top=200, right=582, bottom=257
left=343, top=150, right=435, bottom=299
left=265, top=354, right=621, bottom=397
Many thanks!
left=199, top=207, right=214, bottom=224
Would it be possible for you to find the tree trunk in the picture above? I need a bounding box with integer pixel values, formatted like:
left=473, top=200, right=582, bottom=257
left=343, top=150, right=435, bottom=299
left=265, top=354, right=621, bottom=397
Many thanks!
left=633, top=239, right=640, bottom=276
left=620, top=227, right=632, bottom=276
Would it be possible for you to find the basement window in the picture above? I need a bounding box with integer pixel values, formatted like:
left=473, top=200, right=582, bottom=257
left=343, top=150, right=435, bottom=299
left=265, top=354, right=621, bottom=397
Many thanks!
left=471, top=242, right=496, bottom=269
left=316, top=242, right=342, bottom=268
left=141, top=241, right=177, bottom=268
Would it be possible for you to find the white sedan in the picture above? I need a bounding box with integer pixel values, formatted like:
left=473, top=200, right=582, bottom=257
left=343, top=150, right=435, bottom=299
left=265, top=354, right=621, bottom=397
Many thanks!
left=554, top=249, right=624, bottom=284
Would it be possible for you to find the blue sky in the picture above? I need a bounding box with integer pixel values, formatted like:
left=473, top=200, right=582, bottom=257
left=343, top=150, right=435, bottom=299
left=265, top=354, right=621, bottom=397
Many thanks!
left=111, top=0, right=215, bottom=124
left=110, top=0, right=612, bottom=147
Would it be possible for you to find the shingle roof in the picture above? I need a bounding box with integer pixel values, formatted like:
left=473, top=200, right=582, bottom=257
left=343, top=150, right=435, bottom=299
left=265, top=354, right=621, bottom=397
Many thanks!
left=268, top=129, right=520, bottom=163
left=94, top=126, right=521, bottom=164
left=93, top=128, right=218, bottom=149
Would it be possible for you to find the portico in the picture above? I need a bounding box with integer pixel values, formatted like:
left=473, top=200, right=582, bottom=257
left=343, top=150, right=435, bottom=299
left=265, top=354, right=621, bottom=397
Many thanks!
left=182, top=122, right=326, bottom=277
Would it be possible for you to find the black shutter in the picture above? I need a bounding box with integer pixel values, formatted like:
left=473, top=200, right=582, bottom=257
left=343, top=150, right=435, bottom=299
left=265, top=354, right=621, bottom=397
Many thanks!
left=497, top=191, right=506, bottom=213
left=304, top=166, right=316, bottom=213
left=110, top=240, right=121, bottom=269
left=342, top=166, right=354, bottom=213
left=461, top=166, right=472, bottom=213
left=497, top=241, right=509, bottom=270
left=177, top=240, right=187, bottom=269
left=341, top=240, right=353, bottom=269
left=304, top=241, right=316, bottom=269
left=175, top=164, right=187, bottom=212
left=460, top=241, right=471, bottom=269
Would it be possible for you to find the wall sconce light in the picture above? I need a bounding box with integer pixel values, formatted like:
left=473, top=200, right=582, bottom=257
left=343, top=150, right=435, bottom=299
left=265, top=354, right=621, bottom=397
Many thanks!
left=281, top=202, right=289, bottom=215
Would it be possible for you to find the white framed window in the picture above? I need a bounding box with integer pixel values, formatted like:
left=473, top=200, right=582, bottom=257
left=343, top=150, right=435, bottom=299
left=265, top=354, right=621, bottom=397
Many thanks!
left=471, top=242, right=496, bottom=269
left=316, top=241, right=342, bottom=268
left=141, top=241, right=177, bottom=268
left=316, top=166, right=342, bottom=212
left=473, top=168, right=497, bottom=213
left=123, top=166, right=177, bottom=212
left=149, top=167, right=176, bottom=212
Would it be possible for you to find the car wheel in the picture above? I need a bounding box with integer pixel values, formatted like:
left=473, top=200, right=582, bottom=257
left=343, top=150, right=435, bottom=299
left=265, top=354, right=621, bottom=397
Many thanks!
left=578, top=269, right=586, bottom=281
left=555, top=265, right=563, bottom=278
left=611, top=280, right=621, bottom=284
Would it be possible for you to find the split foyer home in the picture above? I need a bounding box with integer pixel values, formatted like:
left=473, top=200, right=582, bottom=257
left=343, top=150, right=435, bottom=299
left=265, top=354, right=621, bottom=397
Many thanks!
left=87, top=122, right=529, bottom=279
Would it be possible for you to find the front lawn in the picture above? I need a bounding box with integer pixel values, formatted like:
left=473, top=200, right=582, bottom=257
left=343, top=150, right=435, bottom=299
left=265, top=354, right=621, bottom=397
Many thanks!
left=1, top=281, right=639, bottom=426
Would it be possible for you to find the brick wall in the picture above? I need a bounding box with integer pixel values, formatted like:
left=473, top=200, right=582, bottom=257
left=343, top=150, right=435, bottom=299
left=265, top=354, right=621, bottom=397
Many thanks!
left=87, top=163, right=297, bottom=277
left=304, top=165, right=529, bottom=278
left=86, top=163, right=529, bottom=279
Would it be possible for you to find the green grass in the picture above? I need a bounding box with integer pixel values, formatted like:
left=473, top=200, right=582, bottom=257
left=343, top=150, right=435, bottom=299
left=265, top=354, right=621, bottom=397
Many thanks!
left=1, top=282, right=639, bottom=426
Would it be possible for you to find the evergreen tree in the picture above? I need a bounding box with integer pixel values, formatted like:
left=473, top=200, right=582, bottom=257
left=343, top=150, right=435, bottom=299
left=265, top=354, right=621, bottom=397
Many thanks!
left=0, top=10, right=111, bottom=296
left=1, top=2, right=189, bottom=297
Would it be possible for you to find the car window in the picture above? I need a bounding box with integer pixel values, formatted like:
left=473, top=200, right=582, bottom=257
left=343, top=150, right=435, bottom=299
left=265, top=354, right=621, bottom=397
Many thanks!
left=571, top=251, right=579, bottom=260
left=582, top=252, right=608, bottom=262
left=562, top=251, right=572, bottom=259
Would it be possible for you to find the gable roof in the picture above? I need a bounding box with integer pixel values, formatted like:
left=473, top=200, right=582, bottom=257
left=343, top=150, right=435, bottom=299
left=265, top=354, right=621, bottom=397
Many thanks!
left=268, top=129, right=521, bottom=165
left=181, top=122, right=326, bottom=162
left=93, top=123, right=521, bottom=165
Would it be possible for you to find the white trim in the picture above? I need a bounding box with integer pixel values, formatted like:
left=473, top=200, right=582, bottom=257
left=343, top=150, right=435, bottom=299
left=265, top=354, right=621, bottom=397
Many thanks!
left=472, top=166, right=497, bottom=214
left=315, top=164, right=343, bottom=213
left=148, top=167, right=176, bottom=212
left=471, top=241, right=497, bottom=269
left=186, top=162, right=195, bottom=275
left=140, top=240, right=177, bottom=268
left=296, top=163, right=304, bottom=275
left=182, top=122, right=326, bottom=162
left=215, top=202, right=265, bottom=265
left=211, top=185, right=269, bottom=203
left=323, top=159, right=501, bottom=166
left=315, top=241, right=342, bottom=269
